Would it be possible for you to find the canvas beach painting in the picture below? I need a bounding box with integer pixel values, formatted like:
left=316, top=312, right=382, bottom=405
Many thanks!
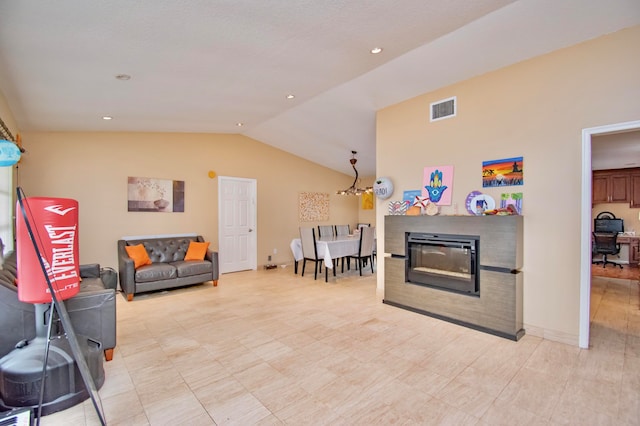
left=482, top=157, right=523, bottom=187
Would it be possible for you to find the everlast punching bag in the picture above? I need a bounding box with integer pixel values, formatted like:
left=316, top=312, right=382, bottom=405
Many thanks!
left=2, top=197, right=105, bottom=418
left=16, top=197, right=80, bottom=303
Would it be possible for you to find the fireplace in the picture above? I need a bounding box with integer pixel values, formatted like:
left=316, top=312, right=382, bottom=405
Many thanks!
left=385, top=216, right=524, bottom=341
left=405, top=232, right=479, bottom=296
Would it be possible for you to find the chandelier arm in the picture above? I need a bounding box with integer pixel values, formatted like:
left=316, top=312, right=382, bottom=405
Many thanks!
left=350, top=162, right=359, bottom=189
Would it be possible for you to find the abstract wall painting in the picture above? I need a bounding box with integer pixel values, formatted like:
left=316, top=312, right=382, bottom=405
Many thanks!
left=482, top=156, right=523, bottom=187
left=361, top=192, right=374, bottom=210
left=299, top=192, right=330, bottom=221
left=422, top=166, right=453, bottom=205
left=128, top=177, right=184, bottom=212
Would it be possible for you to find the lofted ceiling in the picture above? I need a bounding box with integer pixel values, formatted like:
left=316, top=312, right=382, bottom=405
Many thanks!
left=0, top=0, right=638, bottom=176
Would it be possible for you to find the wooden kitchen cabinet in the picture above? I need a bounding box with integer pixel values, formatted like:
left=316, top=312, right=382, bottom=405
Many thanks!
left=592, top=170, right=629, bottom=203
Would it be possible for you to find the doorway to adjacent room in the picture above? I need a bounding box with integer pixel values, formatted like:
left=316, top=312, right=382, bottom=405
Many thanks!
left=580, top=119, right=640, bottom=348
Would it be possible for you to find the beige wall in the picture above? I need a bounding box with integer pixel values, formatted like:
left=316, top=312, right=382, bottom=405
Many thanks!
left=376, top=26, right=640, bottom=345
left=0, top=90, right=18, bottom=135
left=16, top=131, right=369, bottom=269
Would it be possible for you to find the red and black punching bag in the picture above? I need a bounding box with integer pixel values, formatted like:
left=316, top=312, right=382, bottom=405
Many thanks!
left=16, top=197, right=80, bottom=303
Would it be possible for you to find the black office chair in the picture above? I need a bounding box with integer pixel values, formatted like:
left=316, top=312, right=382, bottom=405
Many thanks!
left=592, top=232, right=623, bottom=269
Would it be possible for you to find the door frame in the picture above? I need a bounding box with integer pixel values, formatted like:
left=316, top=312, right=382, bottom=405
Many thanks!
left=218, top=176, right=257, bottom=273
left=579, top=119, right=640, bottom=348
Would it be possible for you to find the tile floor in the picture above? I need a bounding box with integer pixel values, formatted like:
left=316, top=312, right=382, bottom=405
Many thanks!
left=39, top=265, right=639, bottom=425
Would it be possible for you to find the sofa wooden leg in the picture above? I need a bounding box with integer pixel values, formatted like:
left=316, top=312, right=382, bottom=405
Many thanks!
left=213, top=280, right=218, bottom=287
left=127, top=293, right=133, bottom=301
left=104, top=348, right=114, bottom=361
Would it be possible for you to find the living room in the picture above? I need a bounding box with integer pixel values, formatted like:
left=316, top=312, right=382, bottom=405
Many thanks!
left=1, top=2, right=639, bottom=424
left=5, top=24, right=638, bottom=347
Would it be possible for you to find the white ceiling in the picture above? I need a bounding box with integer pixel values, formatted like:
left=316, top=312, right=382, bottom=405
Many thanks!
left=0, top=0, right=638, bottom=176
left=593, top=130, right=640, bottom=171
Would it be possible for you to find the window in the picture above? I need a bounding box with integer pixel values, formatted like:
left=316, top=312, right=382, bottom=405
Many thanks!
left=0, top=166, right=13, bottom=252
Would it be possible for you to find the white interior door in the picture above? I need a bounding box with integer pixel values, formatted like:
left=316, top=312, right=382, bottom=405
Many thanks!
left=218, top=176, right=257, bottom=273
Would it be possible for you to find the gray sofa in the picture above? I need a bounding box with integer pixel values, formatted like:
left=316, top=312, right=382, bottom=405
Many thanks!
left=117, top=235, right=219, bottom=301
left=0, top=251, right=117, bottom=361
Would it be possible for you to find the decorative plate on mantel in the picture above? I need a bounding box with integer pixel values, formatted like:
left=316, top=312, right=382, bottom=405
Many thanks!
left=465, top=191, right=495, bottom=215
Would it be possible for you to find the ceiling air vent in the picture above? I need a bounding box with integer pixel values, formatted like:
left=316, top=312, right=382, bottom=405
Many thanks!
left=430, top=96, right=456, bottom=122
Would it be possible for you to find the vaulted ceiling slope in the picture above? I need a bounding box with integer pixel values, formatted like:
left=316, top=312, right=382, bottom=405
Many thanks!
left=0, top=0, right=638, bottom=176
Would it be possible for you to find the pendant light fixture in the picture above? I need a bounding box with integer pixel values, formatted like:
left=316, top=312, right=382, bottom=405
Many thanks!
left=336, top=151, right=373, bottom=195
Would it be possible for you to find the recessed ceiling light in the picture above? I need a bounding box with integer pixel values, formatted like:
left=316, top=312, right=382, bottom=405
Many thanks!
left=102, top=116, right=113, bottom=120
left=236, top=122, right=244, bottom=127
left=286, top=94, right=295, bottom=99
left=370, top=47, right=383, bottom=54
left=115, top=74, right=131, bottom=81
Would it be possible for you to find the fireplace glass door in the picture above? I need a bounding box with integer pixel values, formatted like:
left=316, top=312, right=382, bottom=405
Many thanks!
left=406, top=233, right=479, bottom=295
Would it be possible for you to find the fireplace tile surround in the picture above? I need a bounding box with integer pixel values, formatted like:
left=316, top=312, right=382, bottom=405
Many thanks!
left=384, top=215, right=524, bottom=340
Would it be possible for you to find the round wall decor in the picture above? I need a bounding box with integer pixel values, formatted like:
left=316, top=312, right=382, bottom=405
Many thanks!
left=373, top=177, right=394, bottom=199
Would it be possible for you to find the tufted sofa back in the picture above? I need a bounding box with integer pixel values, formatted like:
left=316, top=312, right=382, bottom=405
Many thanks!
left=124, top=236, right=201, bottom=263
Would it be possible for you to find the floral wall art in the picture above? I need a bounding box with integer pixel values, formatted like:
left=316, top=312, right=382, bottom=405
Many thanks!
left=128, top=177, right=185, bottom=212
left=298, top=192, right=330, bottom=221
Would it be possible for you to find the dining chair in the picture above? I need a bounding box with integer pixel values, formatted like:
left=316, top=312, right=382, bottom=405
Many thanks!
left=335, top=224, right=350, bottom=236
left=300, top=227, right=328, bottom=282
left=356, top=223, right=376, bottom=266
left=349, top=226, right=376, bottom=275
left=318, top=225, right=334, bottom=238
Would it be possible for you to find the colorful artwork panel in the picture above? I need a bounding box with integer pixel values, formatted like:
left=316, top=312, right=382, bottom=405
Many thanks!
left=361, top=192, right=374, bottom=210
left=482, top=157, right=523, bottom=187
left=422, top=166, right=454, bottom=205
left=500, top=192, right=523, bottom=214
left=403, top=190, right=422, bottom=207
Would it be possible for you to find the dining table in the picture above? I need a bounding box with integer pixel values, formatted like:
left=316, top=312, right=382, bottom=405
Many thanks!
left=290, top=234, right=361, bottom=274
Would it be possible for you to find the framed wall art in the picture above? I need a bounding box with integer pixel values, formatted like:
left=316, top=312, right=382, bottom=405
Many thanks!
left=422, top=165, right=454, bottom=205
left=361, top=192, right=374, bottom=210
left=299, top=192, right=330, bottom=221
left=482, top=157, right=523, bottom=187
left=128, top=177, right=184, bottom=212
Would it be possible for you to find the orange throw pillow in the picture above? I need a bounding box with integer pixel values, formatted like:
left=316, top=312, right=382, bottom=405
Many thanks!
left=125, top=244, right=152, bottom=269
left=185, top=241, right=210, bottom=261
